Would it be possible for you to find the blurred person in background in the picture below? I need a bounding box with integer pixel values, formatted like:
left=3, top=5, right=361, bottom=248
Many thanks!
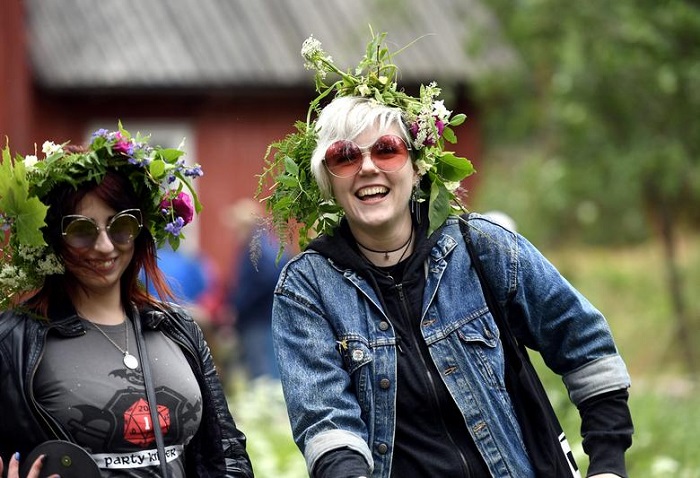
left=223, top=197, right=290, bottom=380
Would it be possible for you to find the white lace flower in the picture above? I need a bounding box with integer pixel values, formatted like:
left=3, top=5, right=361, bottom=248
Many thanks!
left=23, top=155, right=38, bottom=168
left=301, top=36, right=323, bottom=61
left=432, top=100, right=451, bottom=121
left=415, top=158, right=432, bottom=177
left=37, top=253, right=65, bottom=275
left=41, top=141, right=62, bottom=156
left=444, top=181, right=462, bottom=193
left=301, top=35, right=331, bottom=79
left=357, top=84, right=371, bottom=97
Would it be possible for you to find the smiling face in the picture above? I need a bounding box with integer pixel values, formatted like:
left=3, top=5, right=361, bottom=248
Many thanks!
left=329, top=125, right=418, bottom=241
left=62, top=192, right=135, bottom=298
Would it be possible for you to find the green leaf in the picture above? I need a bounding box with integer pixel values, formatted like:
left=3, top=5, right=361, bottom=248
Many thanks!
left=442, top=126, right=457, bottom=144
left=283, top=156, right=299, bottom=177
left=436, top=153, right=475, bottom=181
left=449, top=113, right=466, bottom=126
left=428, top=181, right=451, bottom=236
left=13, top=196, right=49, bottom=246
left=149, top=159, right=166, bottom=179
left=158, top=148, right=185, bottom=163
left=276, top=175, right=299, bottom=188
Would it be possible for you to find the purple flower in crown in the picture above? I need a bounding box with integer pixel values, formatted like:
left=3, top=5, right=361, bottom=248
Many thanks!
left=91, top=128, right=110, bottom=140
left=160, top=191, right=195, bottom=226
left=409, top=117, right=446, bottom=147
left=164, top=217, right=186, bottom=236
left=184, top=165, right=204, bottom=178
left=435, top=118, right=445, bottom=137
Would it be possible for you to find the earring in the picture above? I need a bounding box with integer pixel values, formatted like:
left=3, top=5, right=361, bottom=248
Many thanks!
left=411, top=180, right=422, bottom=224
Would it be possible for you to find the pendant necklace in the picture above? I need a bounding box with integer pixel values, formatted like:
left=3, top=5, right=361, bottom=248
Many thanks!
left=88, top=318, right=139, bottom=370
left=356, top=231, right=414, bottom=261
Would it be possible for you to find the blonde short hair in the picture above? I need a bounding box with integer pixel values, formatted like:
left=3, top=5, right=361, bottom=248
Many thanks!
left=310, top=96, right=413, bottom=198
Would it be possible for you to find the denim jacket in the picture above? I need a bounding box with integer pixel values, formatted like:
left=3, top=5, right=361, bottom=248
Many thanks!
left=272, top=215, right=631, bottom=477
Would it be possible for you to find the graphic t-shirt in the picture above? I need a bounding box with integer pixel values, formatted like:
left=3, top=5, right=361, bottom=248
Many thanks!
left=34, top=319, right=203, bottom=477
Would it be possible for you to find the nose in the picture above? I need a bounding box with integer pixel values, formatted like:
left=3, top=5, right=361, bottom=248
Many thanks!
left=357, top=151, right=380, bottom=174
left=93, top=228, right=116, bottom=252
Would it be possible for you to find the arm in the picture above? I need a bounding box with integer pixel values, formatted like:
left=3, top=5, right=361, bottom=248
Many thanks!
left=271, top=259, right=373, bottom=476
left=507, top=234, right=633, bottom=476
left=468, top=218, right=633, bottom=476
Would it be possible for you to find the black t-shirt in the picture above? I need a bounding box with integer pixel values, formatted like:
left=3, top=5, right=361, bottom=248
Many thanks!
left=34, top=318, right=202, bottom=477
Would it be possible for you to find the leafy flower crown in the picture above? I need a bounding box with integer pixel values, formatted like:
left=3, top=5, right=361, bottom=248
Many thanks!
left=257, top=29, right=475, bottom=252
left=0, top=122, right=203, bottom=307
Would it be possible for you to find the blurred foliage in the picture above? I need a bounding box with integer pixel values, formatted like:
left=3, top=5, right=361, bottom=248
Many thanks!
left=228, top=377, right=307, bottom=477
left=472, top=0, right=700, bottom=246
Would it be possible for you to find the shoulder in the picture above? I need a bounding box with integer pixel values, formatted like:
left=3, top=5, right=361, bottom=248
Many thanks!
left=141, top=301, right=196, bottom=328
left=278, top=248, right=330, bottom=278
left=440, top=213, right=518, bottom=251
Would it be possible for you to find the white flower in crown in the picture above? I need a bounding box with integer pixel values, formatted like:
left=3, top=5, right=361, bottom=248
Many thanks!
left=301, top=35, right=332, bottom=79
left=432, top=100, right=452, bottom=122
left=23, top=155, right=38, bottom=168
left=41, top=141, right=62, bottom=156
left=444, top=181, right=462, bottom=193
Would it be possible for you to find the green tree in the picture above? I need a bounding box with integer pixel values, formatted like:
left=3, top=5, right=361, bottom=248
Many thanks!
left=476, top=0, right=700, bottom=374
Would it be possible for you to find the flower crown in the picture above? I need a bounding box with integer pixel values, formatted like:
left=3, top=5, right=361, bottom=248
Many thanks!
left=257, top=29, right=475, bottom=252
left=0, top=122, right=203, bottom=307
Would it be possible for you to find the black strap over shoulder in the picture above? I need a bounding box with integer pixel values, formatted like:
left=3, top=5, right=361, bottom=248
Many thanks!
left=133, top=313, right=170, bottom=478
left=458, top=217, right=580, bottom=477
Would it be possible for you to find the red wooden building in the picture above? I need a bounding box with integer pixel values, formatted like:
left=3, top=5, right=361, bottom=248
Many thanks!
left=1, top=0, right=516, bottom=299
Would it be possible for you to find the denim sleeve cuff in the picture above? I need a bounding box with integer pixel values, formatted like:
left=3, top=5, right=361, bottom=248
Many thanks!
left=305, top=429, right=374, bottom=475
left=563, top=355, right=631, bottom=405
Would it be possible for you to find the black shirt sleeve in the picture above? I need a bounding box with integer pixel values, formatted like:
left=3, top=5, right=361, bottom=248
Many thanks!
left=578, top=388, right=633, bottom=477
left=313, top=448, right=371, bottom=478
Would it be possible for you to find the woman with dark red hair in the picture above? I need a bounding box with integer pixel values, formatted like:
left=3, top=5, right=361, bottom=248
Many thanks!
left=0, top=127, right=253, bottom=477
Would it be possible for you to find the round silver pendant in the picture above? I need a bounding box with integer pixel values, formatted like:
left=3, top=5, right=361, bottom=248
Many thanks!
left=123, top=353, right=139, bottom=370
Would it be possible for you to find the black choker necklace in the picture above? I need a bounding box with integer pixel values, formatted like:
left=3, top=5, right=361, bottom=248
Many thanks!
left=356, top=231, right=413, bottom=260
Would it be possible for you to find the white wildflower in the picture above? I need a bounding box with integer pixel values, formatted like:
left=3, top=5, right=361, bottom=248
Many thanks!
left=18, top=244, right=43, bottom=261
left=37, top=253, right=65, bottom=275
left=301, top=35, right=323, bottom=62
left=357, top=84, right=371, bottom=97
left=301, top=35, right=332, bottom=79
left=432, top=100, right=451, bottom=121
left=23, top=155, right=39, bottom=168
left=41, top=141, right=62, bottom=156
left=444, top=181, right=462, bottom=192
left=415, top=159, right=431, bottom=177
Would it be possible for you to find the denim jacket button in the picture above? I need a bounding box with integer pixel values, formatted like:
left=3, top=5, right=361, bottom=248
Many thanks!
left=379, top=378, right=391, bottom=389
left=376, top=443, right=388, bottom=454
left=379, top=321, right=389, bottom=331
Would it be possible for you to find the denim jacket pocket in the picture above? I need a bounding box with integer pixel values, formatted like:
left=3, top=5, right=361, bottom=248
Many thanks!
left=338, top=338, right=372, bottom=372
left=455, top=313, right=506, bottom=390
left=337, top=338, right=374, bottom=413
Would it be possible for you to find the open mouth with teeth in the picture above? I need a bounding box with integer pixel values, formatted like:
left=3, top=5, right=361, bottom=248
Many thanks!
left=88, top=259, right=116, bottom=271
left=357, top=186, right=389, bottom=201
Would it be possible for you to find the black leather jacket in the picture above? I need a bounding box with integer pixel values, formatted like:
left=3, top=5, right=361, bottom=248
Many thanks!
left=0, top=303, right=254, bottom=477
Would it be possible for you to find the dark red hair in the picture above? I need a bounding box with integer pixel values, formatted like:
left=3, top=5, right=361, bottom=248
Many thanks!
left=25, top=167, right=174, bottom=317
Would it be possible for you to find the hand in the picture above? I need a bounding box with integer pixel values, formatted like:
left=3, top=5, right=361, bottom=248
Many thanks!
left=0, top=453, right=61, bottom=478
left=589, top=474, right=622, bottom=478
